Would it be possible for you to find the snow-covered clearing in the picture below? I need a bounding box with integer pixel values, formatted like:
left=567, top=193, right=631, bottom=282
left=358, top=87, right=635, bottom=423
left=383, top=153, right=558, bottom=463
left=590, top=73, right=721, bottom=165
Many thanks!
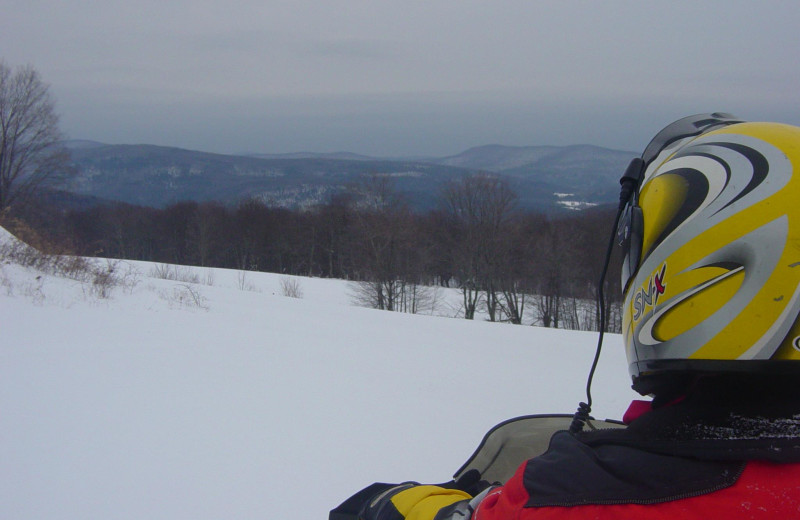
left=0, top=225, right=640, bottom=520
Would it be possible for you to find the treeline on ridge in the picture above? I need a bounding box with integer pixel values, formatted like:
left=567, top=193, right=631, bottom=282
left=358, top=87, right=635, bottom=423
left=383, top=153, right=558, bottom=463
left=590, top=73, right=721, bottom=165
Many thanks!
left=8, top=175, right=624, bottom=331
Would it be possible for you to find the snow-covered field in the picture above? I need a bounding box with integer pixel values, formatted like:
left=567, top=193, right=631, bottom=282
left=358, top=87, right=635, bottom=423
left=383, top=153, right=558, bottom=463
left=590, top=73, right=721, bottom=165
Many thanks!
left=0, top=226, right=640, bottom=520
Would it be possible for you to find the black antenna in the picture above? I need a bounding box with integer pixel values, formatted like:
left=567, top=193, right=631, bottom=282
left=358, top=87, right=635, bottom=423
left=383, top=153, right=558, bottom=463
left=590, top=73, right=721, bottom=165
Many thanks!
left=569, top=158, right=643, bottom=434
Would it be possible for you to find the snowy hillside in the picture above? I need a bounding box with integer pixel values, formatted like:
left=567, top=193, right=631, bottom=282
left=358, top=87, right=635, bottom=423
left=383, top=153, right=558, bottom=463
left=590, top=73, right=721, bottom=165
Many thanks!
left=0, top=226, right=641, bottom=520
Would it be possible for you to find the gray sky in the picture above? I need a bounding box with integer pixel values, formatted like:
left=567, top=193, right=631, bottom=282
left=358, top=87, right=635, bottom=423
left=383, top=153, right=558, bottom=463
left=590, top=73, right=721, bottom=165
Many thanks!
left=3, top=1, right=800, bottom=156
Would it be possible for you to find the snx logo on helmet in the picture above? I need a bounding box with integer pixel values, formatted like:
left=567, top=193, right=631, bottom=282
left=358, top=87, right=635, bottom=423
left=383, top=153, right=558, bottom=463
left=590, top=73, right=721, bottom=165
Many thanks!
left=632, top=263, right=666, bottom=322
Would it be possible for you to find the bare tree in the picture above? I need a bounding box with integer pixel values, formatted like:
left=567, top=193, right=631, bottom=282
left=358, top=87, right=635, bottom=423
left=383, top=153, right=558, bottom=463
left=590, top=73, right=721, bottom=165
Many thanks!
left=0, top=61, right=71, bottom=212
left=348, top=175, right=430, bottom=312
left=441, top=173, right=519, bottom=321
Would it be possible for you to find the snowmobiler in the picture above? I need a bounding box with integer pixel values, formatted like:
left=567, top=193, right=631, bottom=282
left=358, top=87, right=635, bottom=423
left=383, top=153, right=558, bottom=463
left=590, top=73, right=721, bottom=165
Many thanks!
left=331, top=114, right=800, bottom=519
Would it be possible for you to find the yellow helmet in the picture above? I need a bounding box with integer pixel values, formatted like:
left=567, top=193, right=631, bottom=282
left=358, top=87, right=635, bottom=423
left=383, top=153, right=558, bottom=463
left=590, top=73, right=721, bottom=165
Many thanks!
left=620, top=113, right=800, bottom=395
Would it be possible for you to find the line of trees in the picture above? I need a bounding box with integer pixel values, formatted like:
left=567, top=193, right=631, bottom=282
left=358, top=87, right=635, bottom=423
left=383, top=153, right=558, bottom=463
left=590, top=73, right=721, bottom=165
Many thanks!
left=11, top=174, right=623, bottom=331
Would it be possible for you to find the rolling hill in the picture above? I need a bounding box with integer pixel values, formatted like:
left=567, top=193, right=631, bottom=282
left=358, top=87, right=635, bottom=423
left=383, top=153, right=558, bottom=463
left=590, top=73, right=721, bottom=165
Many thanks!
left=63, top=141, right=636, bottom=212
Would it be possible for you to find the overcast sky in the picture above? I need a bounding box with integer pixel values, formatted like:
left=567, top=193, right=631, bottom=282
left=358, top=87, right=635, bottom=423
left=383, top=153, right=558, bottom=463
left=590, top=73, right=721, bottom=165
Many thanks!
left=3, top=1, right=800, bottom=156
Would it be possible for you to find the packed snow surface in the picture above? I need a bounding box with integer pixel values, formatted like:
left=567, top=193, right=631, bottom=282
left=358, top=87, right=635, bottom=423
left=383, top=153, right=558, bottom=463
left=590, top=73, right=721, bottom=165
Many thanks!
left=0, top=226, right=639, bottom=520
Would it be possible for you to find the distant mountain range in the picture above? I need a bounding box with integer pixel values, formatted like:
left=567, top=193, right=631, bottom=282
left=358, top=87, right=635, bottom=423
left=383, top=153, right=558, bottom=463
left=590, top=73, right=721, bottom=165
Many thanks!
left=62, top=140, right=636, bottom=213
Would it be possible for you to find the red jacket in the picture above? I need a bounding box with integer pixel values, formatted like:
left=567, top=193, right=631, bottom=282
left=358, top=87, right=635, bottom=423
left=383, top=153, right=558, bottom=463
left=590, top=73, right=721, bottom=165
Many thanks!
left=349, top=393, right=800, bottom=520
left=471, top=395, right=800, bottom=519
left=475, top=448, right=800, bottom=519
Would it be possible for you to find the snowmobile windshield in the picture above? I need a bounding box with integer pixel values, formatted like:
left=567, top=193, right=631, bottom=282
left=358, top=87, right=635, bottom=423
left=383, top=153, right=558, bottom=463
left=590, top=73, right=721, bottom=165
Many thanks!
left=453, top=414, right=625, bottom=485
